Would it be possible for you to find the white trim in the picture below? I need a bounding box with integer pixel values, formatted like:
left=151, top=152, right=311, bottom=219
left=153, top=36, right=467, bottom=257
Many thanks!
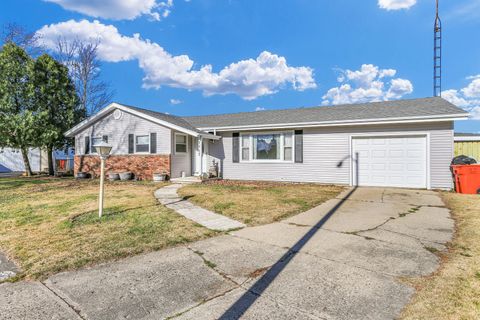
left=200, top=132, right=221, bottom=140
left=239, top=130, right=295, bottom=163
left=454, top=136, right=480, bottom=142
left=196, top=114, right=469, bottom=132
left=174, top=133, right=188, bottom=154
left=134, top=134, right=150, bottom=154
left=65, top=103, right=202, bottom=138
left=349, top=132, right=431, bottom=189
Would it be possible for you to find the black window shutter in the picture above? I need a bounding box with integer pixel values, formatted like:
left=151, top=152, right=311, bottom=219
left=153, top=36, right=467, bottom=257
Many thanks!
left=85, top=136, right=90, bottom=154
left=102, top=135, right=108, bottom=143
left=150, top=133, right=157, bottom=154
left=128, top=134, right=134, bottom=154
left=294, top=130, right=303, bottom=163
left=232, top=132, right=240, bottom=163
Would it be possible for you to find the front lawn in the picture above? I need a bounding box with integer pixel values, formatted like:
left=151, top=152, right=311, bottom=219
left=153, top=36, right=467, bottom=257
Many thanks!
left=178, top=180, right=344, bottom=226
left=401, top=192, right=480, bottom=319
left=0, top=177, right=215, bottom=280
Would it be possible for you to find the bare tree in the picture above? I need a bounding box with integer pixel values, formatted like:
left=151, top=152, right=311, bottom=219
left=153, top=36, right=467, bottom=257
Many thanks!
left=1, top=23, right=43, bottom=56
left=55, top=38, right=114, bottom=116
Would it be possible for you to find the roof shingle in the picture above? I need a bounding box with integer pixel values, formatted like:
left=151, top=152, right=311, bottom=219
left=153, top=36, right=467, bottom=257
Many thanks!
left=182, top=97, right=467, bottom=129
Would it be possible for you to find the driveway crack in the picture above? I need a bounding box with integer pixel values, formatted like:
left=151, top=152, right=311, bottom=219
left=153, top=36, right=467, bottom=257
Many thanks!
left=187, top=247, right=241, bottom=287
left=40, top=281, right=87, bottom=320
left=376, top=227, right=447, bottom=247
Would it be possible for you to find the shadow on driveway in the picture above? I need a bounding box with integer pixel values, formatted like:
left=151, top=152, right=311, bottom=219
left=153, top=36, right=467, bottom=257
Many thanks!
left=219, top=186, right=358, bottom=319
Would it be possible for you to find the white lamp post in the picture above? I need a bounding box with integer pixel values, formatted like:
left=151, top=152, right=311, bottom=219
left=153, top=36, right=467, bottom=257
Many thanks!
left=93, top=141, right=112, bottom=218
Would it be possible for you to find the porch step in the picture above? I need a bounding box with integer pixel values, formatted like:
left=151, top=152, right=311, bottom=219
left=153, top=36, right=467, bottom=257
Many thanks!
left=170, top=176, right=202, bottom=184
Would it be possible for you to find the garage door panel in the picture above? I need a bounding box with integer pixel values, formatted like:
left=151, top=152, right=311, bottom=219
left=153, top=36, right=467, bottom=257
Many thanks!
left=372, top=150, right=386, bottom=158
left=389, top=150, right=404, bottom=157
left=389, top=163, right=404, bottom=171
left=372, top=163, right=386, bottom=170
left=372, top=175, right=386, bottom=183
left=407, top=163, right=423, bottom=171
left=407, top=137, right=424, bottom=144
left=388, top=138, right=404, bottom=145
left=353, top=136, right=427, bottom=188
left=407, top=150, right=423, bottom=158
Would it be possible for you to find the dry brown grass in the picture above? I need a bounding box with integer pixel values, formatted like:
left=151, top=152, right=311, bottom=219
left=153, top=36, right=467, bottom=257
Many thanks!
left=178, top=180, right=344, bottom=226
left=0, top=177, right=215, bottom=280
left=401, top=192, right=480, bottom=319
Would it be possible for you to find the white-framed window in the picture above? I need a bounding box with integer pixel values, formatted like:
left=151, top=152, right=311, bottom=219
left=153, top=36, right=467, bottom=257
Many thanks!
left=135, top=135, right=150, bottom=153
left=91, top=137, right=104, bottom=154
left=240, top=131, right=294, bottom=162
left=175, top=133, right=187, bottom=153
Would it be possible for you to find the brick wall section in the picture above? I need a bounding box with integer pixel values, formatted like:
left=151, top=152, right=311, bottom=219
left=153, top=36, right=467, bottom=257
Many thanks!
left=74, top=155, right=171, bottom=180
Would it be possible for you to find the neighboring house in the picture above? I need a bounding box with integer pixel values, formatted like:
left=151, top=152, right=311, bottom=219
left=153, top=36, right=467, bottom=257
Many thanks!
left=454, top=133, right=480, bottom=161
left=65, top=97, right=469, bottom=189
left=0, top=148, right=74, bottom=174
left=0, top=148, right=42, bottom=173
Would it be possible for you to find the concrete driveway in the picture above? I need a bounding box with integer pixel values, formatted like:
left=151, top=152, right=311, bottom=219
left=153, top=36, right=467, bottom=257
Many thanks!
left=0, top=187, right=454, bottom=320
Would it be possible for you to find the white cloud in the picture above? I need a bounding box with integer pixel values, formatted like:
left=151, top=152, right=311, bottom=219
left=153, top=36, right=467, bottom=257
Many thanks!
left=44, top=0, right=173, bottom=21
left=170, top=98, right=182, bottom=105
left=386, top=78, right=414, bottom=99
left=255, top=107, right=266, bottom=111
left=442, top=75, right=480, bottom=120
left=462, top=76, right=480, bottom=98
left=37, top=20, right=316, bottom=100
left=378, top=0, right=416, bottom=10
left=322, top=64, right=413, bottom=105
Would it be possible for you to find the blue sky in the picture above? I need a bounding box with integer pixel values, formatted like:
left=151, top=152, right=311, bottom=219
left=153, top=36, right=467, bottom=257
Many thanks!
left=1, top=0, right=479, bottom=132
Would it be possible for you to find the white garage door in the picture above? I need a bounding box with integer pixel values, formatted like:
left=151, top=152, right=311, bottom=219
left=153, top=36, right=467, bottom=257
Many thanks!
left=352, top=136, right=427, bottom=188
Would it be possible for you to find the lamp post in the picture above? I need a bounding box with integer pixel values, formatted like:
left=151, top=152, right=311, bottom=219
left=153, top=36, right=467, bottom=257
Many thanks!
left=93, top=141, right=112, bottom=218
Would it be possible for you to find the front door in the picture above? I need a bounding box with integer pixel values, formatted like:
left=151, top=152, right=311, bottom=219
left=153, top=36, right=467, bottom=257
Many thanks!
left=192, top=137, right=208, bottom=176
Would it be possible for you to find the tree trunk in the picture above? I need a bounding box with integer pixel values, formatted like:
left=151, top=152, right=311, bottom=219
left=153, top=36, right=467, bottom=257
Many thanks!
left=21, top=147, right=33, bottom=177
left=47, top=145, right=54, bottom=176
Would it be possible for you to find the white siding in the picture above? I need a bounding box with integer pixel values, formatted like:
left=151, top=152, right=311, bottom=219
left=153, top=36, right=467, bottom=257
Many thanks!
left=75, top=109, right=171, bottom=155
left=210, top=122, right=454, bottom=189
left=171, top=132, right=192, bottom=178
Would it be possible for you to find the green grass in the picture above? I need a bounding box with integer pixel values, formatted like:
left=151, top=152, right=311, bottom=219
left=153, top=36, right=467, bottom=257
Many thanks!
left=0, top=177, right=216, bottom=280
left=179, top=180, right=344, bottom=226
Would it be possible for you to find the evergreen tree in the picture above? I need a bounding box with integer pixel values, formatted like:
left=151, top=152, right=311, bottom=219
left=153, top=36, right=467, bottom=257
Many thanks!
left=31, top=54, right=79, bottom=175
left=0, top=42, right=37, bottom=176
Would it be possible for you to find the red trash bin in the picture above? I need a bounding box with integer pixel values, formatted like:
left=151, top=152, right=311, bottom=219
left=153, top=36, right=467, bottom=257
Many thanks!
left=451, top=165, right=480, bottom=194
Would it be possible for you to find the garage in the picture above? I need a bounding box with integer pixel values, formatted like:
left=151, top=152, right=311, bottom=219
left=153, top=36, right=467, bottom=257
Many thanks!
left=352, top=135, right=428, bottom=189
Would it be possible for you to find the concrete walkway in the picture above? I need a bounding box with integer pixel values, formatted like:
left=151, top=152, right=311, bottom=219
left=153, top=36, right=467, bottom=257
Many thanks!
left=0, top=187, right=454, bottom=319
left=154, top=184, right=246, bottom=231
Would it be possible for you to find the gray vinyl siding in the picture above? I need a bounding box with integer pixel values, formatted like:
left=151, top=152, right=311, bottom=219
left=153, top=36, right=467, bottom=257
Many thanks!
left=75, top=109, right=171, bottom=155
left=430, top=124, right=454, bottom=189
left=171, top=132, right=192, bottom=178
left=209, top=122, right=454, bottom=189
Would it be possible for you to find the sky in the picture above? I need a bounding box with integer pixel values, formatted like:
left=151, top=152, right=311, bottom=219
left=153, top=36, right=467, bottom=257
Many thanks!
left=1, top=0, right=479, bottom=133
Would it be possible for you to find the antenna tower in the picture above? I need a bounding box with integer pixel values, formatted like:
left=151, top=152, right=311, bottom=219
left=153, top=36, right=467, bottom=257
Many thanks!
left=434, top=0, right=442, bottom=97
